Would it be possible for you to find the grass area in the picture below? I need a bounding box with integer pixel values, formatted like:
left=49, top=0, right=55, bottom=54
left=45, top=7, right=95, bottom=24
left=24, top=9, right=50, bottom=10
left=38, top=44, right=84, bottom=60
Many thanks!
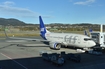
left=50, top=30, right=84, bottom=34
left=0, top=30, right=85, bottom=37
left=0, top=33, right=40, bottom=37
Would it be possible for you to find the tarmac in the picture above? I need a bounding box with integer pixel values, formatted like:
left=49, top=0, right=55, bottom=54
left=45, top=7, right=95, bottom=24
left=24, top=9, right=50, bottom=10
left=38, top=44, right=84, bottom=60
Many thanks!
left=0, top=37, right=105, bottom=69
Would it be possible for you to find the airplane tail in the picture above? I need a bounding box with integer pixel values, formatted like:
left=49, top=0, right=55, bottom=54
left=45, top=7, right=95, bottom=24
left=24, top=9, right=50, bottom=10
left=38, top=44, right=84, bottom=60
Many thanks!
left=39, top=16, right=50, bottom=39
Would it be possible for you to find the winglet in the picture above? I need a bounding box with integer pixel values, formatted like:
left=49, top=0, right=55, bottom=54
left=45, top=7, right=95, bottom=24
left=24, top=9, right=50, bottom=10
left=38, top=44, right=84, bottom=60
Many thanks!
left=89, top=29, right=93, bottom=32
left=4, top=29, right=9, bottom=38
left=84, top=29, right=93, bottom=36
left=84, top=30, right=88, bottom=36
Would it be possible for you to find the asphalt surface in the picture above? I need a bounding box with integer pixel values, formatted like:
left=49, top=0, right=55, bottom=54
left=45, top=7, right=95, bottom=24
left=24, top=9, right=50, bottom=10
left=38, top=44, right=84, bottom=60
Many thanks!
left=0, top=37, right=105, bottom=69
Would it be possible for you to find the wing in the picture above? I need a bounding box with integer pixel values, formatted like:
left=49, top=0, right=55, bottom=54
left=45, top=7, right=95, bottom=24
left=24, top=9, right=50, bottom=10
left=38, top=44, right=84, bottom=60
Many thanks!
left=6, top=37, right=50, bottom=42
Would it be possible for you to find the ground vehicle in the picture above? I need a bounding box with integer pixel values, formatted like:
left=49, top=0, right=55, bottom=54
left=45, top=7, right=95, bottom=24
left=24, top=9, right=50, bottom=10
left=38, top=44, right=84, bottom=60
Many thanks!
left=42, top=52, right=81, bottom=66
left=42, top=53, right=52, bottom=61
left=67, top=53, right=81, bottom=62
left=87, top=48, right=103, bottom=56
left=42, top=53, right=65, bottom=66
left=51, top=54, right=65, bottom=66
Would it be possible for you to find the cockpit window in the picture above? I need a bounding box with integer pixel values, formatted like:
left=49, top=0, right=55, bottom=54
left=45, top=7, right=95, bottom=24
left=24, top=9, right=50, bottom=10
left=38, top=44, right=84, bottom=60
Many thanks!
left=84, top=38, right=92, bottom=41
left=92, top=36, right=97, bottom=38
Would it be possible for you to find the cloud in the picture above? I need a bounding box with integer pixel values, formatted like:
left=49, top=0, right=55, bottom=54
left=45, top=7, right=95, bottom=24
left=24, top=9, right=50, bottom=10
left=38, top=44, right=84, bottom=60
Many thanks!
left=74, top=0, right=96, bottom=5
left=0, top=1, right=40, bottom=18
left=3, top=1, right=15, bottom=6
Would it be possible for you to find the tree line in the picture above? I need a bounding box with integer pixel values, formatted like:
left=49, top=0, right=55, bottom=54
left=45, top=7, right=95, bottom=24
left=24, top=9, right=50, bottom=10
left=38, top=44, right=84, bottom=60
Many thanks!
left=0, top=18, right=104, bottom=31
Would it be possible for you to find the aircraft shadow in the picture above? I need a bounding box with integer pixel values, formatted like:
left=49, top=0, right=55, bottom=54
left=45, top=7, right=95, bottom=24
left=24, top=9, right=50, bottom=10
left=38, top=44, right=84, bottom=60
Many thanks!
left=0, top=52, right=105, bottom=69
left=0, top=45, right=14, bottom=49
left=61, top=45, right=83, bottom=50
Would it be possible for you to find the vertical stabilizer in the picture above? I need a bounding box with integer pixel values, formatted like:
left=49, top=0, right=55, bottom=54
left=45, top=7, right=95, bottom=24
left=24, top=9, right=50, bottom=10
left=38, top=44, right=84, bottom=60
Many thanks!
left=39, top=16, right=46, bottom=35
left=39, top=16, right=50, bottom=39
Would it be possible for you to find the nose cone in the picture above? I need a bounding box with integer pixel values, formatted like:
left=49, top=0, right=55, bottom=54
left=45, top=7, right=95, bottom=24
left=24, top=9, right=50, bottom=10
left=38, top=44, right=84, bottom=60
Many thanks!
left=92, top=41, right=96, bottom=46
left=89, top=41, right=96, bottom=47
left=86, top=41, right=96, bottom=48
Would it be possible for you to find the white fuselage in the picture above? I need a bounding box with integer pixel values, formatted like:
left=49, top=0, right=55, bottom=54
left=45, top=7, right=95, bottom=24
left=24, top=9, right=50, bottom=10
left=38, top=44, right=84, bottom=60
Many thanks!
left=45, top=32, right=96, bottom=48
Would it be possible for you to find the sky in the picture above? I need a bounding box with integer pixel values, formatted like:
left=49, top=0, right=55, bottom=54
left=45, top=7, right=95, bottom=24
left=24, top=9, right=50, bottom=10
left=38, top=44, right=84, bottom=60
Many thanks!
left=0, top=0, right=105, bottom=24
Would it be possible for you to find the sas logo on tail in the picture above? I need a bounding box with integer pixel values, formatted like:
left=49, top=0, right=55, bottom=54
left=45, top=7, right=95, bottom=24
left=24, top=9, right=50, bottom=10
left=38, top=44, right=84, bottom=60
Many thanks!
left=41, top=28, right=45, bottom=32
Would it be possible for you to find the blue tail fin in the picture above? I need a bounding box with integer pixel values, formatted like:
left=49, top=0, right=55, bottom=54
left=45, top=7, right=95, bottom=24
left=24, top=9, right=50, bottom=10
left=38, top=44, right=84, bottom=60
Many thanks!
left=39, top=16, right=47, bottom=39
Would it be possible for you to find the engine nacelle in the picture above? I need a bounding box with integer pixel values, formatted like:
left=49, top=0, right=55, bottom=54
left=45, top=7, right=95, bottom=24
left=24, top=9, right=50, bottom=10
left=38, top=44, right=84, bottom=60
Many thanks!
left=49, top=42, right=61, bottom=50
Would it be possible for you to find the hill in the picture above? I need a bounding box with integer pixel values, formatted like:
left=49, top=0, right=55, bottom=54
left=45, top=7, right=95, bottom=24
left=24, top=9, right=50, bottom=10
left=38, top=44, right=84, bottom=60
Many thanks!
left=0, top=18, right=26, bottom=26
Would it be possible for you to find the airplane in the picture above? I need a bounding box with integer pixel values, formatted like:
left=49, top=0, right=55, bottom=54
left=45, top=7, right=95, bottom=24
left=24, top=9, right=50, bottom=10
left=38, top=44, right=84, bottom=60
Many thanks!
left=5, top=16, right=96, bottom=50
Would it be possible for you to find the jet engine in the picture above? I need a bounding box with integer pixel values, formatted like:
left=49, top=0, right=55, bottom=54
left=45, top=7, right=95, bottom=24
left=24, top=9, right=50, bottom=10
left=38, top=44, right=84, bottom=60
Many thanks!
left=49, top=42, right=61, bottom=50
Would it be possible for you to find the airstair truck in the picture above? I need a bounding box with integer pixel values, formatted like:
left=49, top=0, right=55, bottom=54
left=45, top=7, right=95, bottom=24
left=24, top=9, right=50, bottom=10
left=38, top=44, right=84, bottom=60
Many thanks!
left=90, top=32, right=105, bottom=48
left=90, top=24, right=105, bottom=48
